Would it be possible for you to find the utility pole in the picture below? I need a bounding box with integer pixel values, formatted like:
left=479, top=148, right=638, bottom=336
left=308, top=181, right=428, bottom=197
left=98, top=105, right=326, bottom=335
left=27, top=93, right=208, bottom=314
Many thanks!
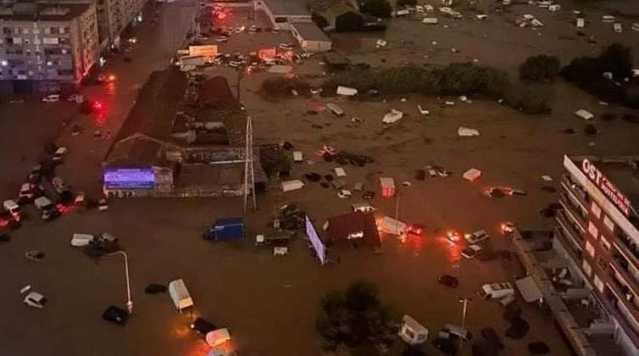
left=459, top=297, right=471, bottom=351
left=243, top=116, right=256, bottom=212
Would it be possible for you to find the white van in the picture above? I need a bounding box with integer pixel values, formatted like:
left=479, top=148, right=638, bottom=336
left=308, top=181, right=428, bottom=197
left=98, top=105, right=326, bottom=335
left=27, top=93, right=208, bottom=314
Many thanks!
left=379, top=216, right=407, bottom=235
left=480, top=282, right=514, bottom=299
left=3, top=200, right=21, bottom=218
left=42, top=94, right=60, bottom=103
left=442, top=323, right=471, bottom=340
left=169, top=279, right=194, bottom=312
left=326, top=103, right=344, bottom=117
left=399, top=315, right=428, bottom=345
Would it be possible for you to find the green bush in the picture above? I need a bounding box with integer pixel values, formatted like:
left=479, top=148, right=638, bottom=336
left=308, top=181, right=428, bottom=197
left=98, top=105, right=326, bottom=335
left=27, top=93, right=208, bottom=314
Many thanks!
left=360, top=0, right=392, bottom=18
left=323, top=63, right=509, bottom=98
left=261, top=76, right=310, bottom=97
left=505, top=84, right=553, bottom=114
left=434, top=63, right=510, bottom=98
left=519, top=55, right=560, bottom=82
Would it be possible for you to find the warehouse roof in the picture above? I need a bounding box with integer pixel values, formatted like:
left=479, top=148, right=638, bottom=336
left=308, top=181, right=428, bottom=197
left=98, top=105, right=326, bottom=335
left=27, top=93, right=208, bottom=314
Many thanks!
left=262, top=0, right=309, bottom=16
left=291, top=22, right=330, bottom=42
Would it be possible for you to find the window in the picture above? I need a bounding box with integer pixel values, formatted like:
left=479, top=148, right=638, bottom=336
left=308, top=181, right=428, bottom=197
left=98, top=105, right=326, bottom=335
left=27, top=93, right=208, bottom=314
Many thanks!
left=593, top=275, right=604, bottom=293
left=591, top=202, right=602, bottom=219
left=274, top=17, right=288, bottom=23
left=22, top=28, right=29, bottom=35
left=50, top=27, right=59, bottom=34
left=582, top=259, right=593, bottom=277
left=600, top=236, right=611, bottom=250
left=586, top=240, right=596, bottom=258
left=3, top=27, right=12, bottom=35
left=603, top=215, right=615, bottom=232
left=588, top=221, right=599, bottom=239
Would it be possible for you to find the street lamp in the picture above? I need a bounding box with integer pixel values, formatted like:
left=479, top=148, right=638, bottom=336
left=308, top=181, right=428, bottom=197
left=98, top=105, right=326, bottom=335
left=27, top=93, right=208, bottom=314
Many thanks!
left=106, top=251, right=133, bottom=314
left=458, top=297, right=471, bottom=351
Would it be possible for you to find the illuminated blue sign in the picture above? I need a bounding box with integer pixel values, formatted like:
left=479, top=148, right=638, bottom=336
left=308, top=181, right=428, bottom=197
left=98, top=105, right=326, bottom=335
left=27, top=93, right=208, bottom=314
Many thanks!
left=104, top=168, right=155, bottom=189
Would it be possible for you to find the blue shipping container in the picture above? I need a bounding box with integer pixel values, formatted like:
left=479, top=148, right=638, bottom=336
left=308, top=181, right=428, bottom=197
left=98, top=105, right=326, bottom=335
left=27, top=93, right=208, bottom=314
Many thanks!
left=203, top=218, right=244, bottom=241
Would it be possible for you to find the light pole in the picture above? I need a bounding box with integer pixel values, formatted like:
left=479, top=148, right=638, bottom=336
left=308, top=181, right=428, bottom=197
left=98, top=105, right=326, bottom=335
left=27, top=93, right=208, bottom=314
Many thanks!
left=106, top=251, right=133, bottom=314
left=458, top=297, right=471, bottom=351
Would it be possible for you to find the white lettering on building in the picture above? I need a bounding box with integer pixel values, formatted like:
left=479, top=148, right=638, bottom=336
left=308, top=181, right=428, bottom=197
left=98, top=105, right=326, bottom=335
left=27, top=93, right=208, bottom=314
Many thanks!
left=581, top=159, right=632, bottom=216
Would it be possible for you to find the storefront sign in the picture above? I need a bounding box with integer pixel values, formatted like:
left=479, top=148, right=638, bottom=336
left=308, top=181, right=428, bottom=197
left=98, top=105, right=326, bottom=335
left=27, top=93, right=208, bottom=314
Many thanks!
left=581, top=159, right=631, bottom=216
left=104, top=168, right=155, bottom=189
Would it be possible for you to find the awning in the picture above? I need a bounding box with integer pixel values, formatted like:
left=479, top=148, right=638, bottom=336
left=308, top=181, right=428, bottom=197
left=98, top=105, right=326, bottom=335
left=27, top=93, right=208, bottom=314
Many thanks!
left=516, top=276, right=543, bottom=303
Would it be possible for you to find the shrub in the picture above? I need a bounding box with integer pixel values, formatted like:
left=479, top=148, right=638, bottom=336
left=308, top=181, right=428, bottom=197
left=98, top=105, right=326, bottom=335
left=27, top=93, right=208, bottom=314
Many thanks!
left=360, top=0, right=392, bottom=18
left=519, top=55, right=560, bottom=82
left=397, top=0, right=417, bottom=7
left=505, top=84, right=553, bottom=114
left=261, top=76, right=310, bottom=97
left=323, top=63, right=510, bottom=99
left=434, top=63, right=510, bottom=98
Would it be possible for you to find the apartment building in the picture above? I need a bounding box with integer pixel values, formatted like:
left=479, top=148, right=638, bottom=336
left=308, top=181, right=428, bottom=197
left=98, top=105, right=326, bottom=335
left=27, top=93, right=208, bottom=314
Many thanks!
left=0, top=1, right=99, bottom=93
left=555, top=155, right=639, bottom=355
left=95, top=0, right=146, bottom=48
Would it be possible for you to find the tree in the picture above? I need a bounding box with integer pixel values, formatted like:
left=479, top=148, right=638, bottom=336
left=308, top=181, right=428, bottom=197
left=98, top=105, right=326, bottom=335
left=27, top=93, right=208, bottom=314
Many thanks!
left=598, top=43, right=632, bottom=79
left=360, top=0, right=392, bottom=18
left=345, top=280, right=380, bottom=312
left=519, top=55, right=560, bottom=82
left=316, top=280, right=394, bottom=353
left=625, top=83, right=639, bottom=109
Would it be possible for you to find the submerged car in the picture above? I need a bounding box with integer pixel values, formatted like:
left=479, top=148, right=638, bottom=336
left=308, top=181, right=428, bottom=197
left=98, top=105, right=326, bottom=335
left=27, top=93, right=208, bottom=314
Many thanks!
left=24, top=292, right=47, bottom=309
left=464, top=230, right=490, bottom=244
left=102, top=305, right=128, bottom=325
left=191, top=317, right=217, bottom=335
left=438, top=274, right=459, bottom=288
left=461, top=245, right=482, bottom=259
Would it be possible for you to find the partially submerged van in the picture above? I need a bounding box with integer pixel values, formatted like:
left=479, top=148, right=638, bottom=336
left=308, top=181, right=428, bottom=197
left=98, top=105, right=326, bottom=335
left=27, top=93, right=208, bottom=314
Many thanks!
left=169, top=279, right=194, bottom=312
left=480, top=282, right=514, bottom=300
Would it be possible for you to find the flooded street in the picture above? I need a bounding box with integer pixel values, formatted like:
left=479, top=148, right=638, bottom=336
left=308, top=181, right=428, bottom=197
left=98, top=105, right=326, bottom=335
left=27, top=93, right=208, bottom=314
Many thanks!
left=1, top=0, right=639, bottom=355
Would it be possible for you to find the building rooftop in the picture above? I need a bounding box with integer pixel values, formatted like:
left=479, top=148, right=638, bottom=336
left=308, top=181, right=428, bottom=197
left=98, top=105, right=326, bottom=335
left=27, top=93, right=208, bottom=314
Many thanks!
left=326, top=211, right=381, bottom=247
left=0, top=2, right=92, bottom=22
left=262, top=0, right=309, bottom=16
left=291, top=22, right=330, bottom=41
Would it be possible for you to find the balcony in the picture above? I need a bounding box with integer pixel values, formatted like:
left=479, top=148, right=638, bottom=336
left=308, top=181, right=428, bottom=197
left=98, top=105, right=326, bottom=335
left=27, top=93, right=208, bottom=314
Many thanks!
left=606, top=271, right=639, bottom=332
left=561, top=175, right=589, bottom=212
left=615, top=237, right=639, bottom=272
left=554, top=223, right=583, bottom=262
left=599, top=283, right=639, bottom=350
left=610, top=257, right=639, bottom=299
left=559, top=195, right=587, bottom=233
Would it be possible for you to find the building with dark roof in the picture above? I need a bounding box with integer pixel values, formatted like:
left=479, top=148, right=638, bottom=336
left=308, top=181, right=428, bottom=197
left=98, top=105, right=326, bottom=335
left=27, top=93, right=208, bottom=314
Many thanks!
left=290, top=21, right=331, bottom=52
left=325, top=211, right=381, bottom=248
left=104, top=69, right=266, bottom=198
left=312, top=2, right=362, bottom=32
left=254, top=0, right=312, bottom=30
